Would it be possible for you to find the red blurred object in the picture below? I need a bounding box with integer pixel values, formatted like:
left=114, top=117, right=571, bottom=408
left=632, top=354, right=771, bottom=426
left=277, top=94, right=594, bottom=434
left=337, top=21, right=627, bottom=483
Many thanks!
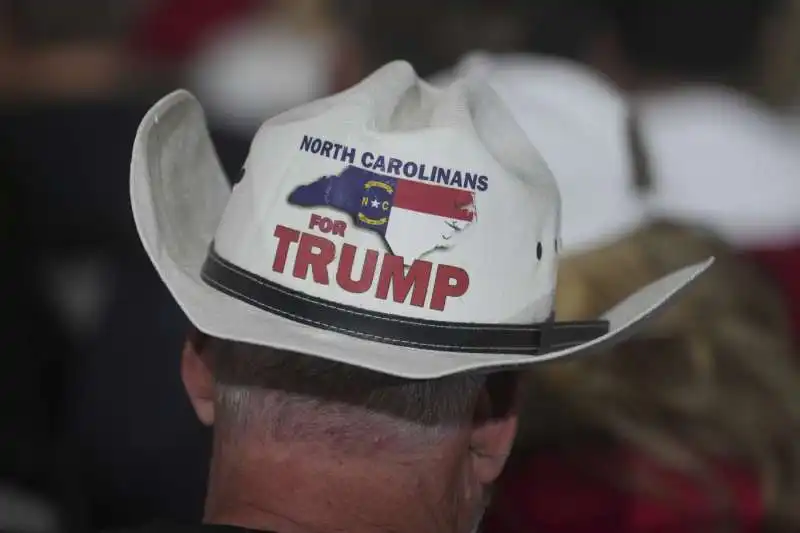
left=130, top=0, right=265, bottom=62
left=748, top=244, right=800, bottom=345
left=484, top=450, right=762, bottom=533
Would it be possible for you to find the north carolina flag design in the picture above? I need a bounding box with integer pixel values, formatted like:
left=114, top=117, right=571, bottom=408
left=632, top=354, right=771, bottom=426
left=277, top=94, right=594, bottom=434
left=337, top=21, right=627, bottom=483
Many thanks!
left=288, top=166, right=477, bottom=259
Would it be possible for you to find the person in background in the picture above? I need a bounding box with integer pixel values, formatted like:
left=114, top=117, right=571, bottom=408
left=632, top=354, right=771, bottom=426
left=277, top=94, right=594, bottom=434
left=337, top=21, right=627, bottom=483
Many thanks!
left=484, top=221, right=800, bottom=533
left=453, top=58, right=800, bottom=533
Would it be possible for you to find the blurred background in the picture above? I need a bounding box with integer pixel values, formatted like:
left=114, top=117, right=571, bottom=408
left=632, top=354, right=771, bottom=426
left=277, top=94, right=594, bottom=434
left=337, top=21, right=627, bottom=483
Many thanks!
left=1, top=1, right=800, bottom=532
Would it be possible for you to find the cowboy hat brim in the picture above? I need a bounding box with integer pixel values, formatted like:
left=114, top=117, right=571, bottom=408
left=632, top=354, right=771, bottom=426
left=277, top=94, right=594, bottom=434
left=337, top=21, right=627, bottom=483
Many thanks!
left=131, top=91, right=712, bottom=379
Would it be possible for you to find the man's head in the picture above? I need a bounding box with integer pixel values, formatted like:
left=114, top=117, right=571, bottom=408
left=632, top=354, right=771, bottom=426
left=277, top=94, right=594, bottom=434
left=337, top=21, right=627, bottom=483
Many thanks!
left=181, top=328, right=520, bottom=533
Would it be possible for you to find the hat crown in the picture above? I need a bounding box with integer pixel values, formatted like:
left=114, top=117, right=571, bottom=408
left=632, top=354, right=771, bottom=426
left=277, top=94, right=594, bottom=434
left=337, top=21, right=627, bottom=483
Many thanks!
left=460, top=55, right=648, bottom=255
left=212, top=61, right=561, bottom=324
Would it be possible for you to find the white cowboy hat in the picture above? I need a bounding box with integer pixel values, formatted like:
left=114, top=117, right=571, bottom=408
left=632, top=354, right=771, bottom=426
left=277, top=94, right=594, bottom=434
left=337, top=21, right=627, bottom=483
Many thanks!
left=130, top=61, right=712, bottom=379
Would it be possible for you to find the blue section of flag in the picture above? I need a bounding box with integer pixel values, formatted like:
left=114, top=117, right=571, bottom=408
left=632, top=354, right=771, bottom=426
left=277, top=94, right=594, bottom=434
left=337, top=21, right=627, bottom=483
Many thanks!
left=287, top=166, right=398, bottom=237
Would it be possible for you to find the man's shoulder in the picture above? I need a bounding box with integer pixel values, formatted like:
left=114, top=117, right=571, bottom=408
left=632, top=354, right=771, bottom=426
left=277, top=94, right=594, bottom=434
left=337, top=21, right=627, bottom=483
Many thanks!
left=103, top=524, right=273, bottom=533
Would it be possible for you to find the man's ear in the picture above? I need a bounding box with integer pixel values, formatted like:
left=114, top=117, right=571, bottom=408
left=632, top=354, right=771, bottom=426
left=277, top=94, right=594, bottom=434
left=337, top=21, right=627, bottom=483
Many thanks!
left=181, top=336, right=216, bottom=426
left=469, top=373, right=520, bottom=485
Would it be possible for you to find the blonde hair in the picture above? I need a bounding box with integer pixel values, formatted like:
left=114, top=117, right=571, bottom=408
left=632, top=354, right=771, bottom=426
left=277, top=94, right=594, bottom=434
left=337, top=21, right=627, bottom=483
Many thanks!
left=518, top=220, right=800, bottom=531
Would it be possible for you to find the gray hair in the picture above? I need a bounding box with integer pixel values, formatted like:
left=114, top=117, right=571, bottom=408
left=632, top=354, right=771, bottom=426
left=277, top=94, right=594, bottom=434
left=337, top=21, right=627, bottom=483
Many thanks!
left=202, top=334, right=491, bottom=452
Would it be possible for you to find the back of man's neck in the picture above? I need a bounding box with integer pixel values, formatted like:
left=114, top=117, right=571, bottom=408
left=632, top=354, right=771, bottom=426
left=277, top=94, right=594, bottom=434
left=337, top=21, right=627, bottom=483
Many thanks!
left=203, top=444, right=467, bottom=533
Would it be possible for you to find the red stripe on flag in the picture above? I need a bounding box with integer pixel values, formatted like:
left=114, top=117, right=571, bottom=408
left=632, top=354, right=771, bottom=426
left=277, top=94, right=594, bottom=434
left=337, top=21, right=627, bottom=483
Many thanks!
left=393, top=179, right=476, bottom=221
